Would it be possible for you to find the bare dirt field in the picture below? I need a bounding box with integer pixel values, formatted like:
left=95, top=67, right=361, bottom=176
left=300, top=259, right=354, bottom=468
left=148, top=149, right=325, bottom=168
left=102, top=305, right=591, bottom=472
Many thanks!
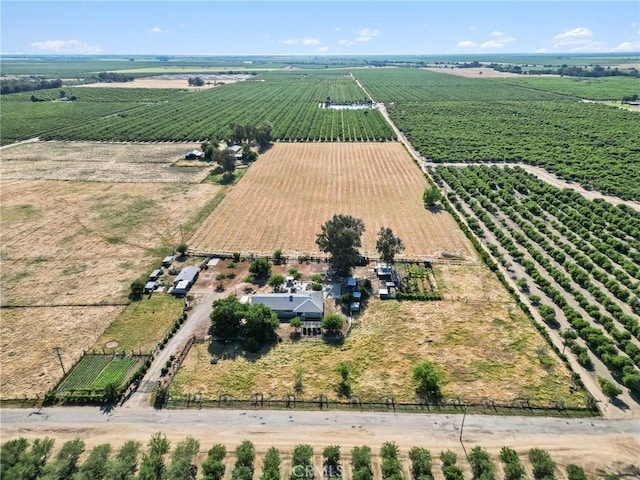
left=423, top=67, right=533, bottom=78
left=0, top=141, right=210, bottom=183
left=75, top=78, right=226, bottom=89
left=189, top=142, right=476, bottom=261
left=0, top=179, right=220, bottom=399
left=171, top=264, right=586, bottom=408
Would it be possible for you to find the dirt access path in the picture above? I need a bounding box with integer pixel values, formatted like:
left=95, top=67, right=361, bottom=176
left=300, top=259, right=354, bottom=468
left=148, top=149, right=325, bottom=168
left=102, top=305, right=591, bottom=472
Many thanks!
left=122, top=267, right=224, bottom=409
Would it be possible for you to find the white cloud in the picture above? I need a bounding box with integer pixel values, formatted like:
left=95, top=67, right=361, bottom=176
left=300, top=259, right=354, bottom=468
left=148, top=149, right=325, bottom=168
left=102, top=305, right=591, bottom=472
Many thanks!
left=480, top=40, right=506, bottom=49
left=355, top=28, right=381, bottom=42
left=149, top=27, right=167, bottom=34
left=316, top=46, right=329, bottom=53
left=554, top=27, right=593, bottom=41
left=339, top=27, right=381, bottom=46
left=458, top=31, right=515, bottom=50
left=551, top=27, right=606, bottom=51
left=283, top=37, right=321, bottom=46
left=610, top=41, right=640, bottom=52
left=468, top=25, right=477, bottom=31
left=30, top=39, right=101, bottom=54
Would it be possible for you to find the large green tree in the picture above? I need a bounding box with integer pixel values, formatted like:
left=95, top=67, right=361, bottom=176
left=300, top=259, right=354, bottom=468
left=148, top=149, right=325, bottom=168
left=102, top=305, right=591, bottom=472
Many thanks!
left=244, top=304, right=279, bottom=346
left=213, top=149, right=237, bottom=175
left=321, top=313, right=344, bottom=334
left=210, top=296, right=248, bottom=339
left=412, top=360, right=443, bottom=398
left=422, top=187, right=442, bottom=207
left=376, top=227, right=404, bottom=265
left=316, top=214, right=365, bottom=275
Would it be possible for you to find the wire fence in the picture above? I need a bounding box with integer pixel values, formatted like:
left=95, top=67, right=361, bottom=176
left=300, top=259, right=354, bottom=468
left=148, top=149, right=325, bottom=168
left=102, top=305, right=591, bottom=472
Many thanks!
left=164, top=394, right=599, bottom=418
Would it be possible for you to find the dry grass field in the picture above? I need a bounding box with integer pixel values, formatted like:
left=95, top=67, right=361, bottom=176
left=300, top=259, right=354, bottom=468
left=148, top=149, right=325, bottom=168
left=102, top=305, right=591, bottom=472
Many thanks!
left=189, top=142, right=476, bottom=261
left=0, top=178, right=220, bottom=399
left=423, top=67, right=533, bottom=78
left=76, top=77, right=243, bottom=89
left=0, top=141, right=210, bottom=183
left=171, top=264, right=586, bottom=408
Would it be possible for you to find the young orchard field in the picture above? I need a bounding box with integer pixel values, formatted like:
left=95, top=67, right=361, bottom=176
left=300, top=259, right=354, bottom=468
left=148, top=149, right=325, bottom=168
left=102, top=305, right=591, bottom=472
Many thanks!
left=1, top=436, right=625, bottom=480
left=434, top=165, right=640, bottom=400
left=188, top=142, right=475, bottom=260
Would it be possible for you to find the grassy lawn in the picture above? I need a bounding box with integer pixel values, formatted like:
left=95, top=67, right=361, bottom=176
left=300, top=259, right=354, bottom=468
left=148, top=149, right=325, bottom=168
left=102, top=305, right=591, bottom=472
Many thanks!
left=170, top=266, right=588, bottom=408
left=95, top=293, right=184, bottom=353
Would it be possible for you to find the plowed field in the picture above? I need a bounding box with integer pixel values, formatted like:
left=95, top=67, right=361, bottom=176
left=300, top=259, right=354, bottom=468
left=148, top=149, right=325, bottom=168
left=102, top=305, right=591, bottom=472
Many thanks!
left=189, top=142, right=476, bottom=261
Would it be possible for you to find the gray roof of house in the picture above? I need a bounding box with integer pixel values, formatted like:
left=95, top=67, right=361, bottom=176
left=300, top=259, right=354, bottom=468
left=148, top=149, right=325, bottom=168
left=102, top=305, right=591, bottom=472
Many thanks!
left=251, top=291, right=324, bottom=315
left=174, top=266, right=199, bottom=285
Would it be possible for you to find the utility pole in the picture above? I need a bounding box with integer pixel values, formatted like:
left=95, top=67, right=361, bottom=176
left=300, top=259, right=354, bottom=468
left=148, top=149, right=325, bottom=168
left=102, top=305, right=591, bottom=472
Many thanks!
left=53, top=347, right=66, bottom=375
left=459, top=406, right=468, bottom=460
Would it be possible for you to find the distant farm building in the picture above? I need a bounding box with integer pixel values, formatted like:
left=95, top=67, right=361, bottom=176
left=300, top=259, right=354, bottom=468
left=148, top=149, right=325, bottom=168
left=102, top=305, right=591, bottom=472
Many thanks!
left=185, top=150, right=204, bottom=160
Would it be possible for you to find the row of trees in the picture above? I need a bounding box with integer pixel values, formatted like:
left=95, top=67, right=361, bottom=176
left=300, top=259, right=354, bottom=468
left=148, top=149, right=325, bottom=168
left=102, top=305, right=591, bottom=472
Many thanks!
left=228, top=121, right=274, bottom=150
left=2, top=434, right=596, bottom=480
left=316, top=214, right=405, bottom=275
left=0, top=77, right=63, bottom=95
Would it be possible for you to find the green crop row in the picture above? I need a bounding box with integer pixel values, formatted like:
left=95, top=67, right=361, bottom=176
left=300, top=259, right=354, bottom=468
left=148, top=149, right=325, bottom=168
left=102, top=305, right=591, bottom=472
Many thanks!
left=58, top=355, right=142, bottom=392
left=2, top=73, right=395, bottom=144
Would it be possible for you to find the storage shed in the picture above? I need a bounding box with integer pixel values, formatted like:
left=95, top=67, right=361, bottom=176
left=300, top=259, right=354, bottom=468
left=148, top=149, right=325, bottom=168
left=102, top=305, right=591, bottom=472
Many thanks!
left=149, top=269, right=162, bottom=281
left=172, top=279, right=190, bottom=296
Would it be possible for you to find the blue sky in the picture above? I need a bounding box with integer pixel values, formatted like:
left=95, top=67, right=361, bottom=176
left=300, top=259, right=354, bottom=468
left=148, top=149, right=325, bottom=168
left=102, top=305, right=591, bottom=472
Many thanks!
left=2, top=1, right=639, bottom=56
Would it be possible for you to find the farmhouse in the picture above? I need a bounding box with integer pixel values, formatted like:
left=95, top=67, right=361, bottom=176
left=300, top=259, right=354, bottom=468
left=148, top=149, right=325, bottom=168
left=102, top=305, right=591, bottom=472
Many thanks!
left=173, top=266, right=199, bottom=287
left=250, top=291, right=324, bottom=320
left=228, top=144, right=243, bottom=160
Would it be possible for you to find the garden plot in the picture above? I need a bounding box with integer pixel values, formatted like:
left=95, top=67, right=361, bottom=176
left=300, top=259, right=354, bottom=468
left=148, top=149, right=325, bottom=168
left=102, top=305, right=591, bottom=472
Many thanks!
left=0, top=141, right=210, bottom=183
left=0, top=178, right=219, bottom=399
left=189, top=142, right=476, bottom=261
